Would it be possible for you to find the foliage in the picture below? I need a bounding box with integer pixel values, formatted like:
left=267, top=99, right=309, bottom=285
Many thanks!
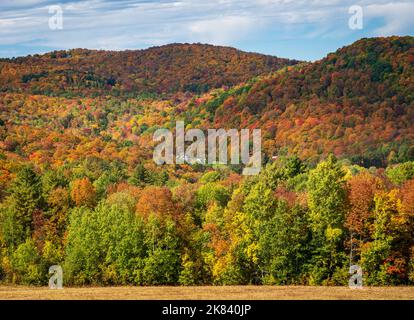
left=0, top=44, right=296, bottom=97
left=0, top=37, right=414, bottom=286
left=386, top=162, right=414, bottom=185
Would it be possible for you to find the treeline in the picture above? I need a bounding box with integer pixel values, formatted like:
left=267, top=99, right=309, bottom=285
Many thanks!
left=0, top=156, right=413, bottom=286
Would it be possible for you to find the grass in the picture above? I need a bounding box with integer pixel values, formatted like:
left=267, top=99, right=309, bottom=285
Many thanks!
left=0, top=285, right=414, bottom=300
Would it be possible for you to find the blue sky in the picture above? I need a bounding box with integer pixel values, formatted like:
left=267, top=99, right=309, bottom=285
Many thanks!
left=0, top=0, right=413, bottom=61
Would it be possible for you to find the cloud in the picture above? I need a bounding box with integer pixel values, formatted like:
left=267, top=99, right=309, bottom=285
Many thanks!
left=366, top=1, right=414, bottom=36
left=187, top=16, right=258, bottom=44
left=0, top=0, right=413, bottom=58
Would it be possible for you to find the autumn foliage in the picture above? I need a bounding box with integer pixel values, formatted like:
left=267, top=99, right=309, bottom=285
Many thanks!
left=0, top=37, right=413, bottom=286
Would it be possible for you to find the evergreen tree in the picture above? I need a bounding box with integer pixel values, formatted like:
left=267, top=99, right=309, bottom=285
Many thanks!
left=128, top=163, right=151, bottom=187
left=9, top=166, right=43, bottom=237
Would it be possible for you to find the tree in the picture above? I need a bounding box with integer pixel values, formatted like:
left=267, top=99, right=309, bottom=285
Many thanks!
left=98, top=202, right=146, bottom=284
left=361, top=191, right=398, bottom=285
left=141, top=215, right=181, bottom=285
left=8, top=166, right=43, bottom=239
left=400, top=179, right=414, bottom=216
left=128, top=163, right=150, bottom=187
left=129, top=163, right=168, bottom=187
left=200, top=171, right=221, bottom=184
left=41, top=169, right=68, bottom=199
left=306, top=155, right=348, bottom=284
left=70, top=177, right=96, bottom=208
left=258, top=201, right=310, bottom=285
left=386, top=161, right=414, bottom=185
left=243, top=181, right=277, bottom=220
left=93, top=161, right=126, bottom=199
left=64, top=202, right=146, bottom=285
left=196, top=183, right=230, bottom=211
left=46, top=186, right=71, bottom=237
left=346, top=173, right=383, bottom=239
left=63, top=206, right=102, bottom=284
left=307, top=155, right=347, bottom=233
left=135, top=186, right=177, bottom=220
left=10, top=239, right=45, bottom=285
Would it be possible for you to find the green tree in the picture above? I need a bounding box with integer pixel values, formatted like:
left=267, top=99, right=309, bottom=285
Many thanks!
left=361, top=190, right=403, bottom=285
left=41, top=169, right=68, bottom=199
left=385, top=161, right=414, bottom=185
left=64, top=206, right=102, bottom=284
left=196, top=183, right=230, bottom=210
left=64, top=201, right=146, bottom=285
left=306, top=155, right=348, bottom=285
left=10, top=239, right=46, bottom=285
left=200, top=171, right=222, bottom=184
left=307, top=155, right=347, bottom=233
left=142, top=215, right=181, bottom=285
left=8, top=166, right=43, bottom=239
left=129, top=163, right=149, bottom=187
left=258, top=201, right=310, bottom=285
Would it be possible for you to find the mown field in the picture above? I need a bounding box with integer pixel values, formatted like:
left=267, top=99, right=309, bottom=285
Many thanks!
left=0, top=286, right=413, bottom=300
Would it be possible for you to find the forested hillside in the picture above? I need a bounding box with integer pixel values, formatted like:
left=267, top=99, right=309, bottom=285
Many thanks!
left=0, top=43, right=297, bottom=97
left=186, top=36, right=414, bottom=166
left=0, top=37, right=413, bottom=286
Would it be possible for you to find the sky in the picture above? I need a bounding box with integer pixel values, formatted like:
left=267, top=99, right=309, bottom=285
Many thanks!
left=0, top=0, right=413, bottom=61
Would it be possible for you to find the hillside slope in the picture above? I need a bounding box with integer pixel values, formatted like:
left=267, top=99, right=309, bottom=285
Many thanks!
left=0, top=37, right=413, bottom=167
left=0, top=44, right=298, bottom=97
left=186, top=36, right=414, bottom=166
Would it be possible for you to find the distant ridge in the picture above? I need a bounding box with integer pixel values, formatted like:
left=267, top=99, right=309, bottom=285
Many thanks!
left=0, top=43, right=299, bottom=97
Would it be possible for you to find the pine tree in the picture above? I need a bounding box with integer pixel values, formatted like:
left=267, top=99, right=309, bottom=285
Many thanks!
left=9, top=166, right=43, bottom=234
left=128, top=163, right=151, bottom=187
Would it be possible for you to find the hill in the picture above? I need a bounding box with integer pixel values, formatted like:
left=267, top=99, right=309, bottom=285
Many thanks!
left=0, top=37, right=413, bottom=168
left=0, top=43, right=298, bottom=97
left=185, top=36, right=414, bottom=166
left=1, top=37, right=414, bottom=288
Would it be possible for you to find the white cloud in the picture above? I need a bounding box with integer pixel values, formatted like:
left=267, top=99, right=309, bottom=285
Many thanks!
left=0, top=0, right=412, bottom=56
left=366, top=2, right=414, bottom=36
left=188, top=16, right=257, bottom=44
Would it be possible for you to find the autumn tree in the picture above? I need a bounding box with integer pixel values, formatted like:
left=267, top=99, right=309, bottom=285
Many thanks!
left=346, top=173, right=384, bottom=239
left=361, top=191, right=399, bottom=285
left=386, top=161, right=414, bottom=185
left=70, top=177, right=96, bottom=208
left=135, top=186, right=177, bottom=220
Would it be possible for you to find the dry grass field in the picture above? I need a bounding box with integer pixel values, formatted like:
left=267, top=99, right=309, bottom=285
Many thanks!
left=0, top=285, right=413, bottom=300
